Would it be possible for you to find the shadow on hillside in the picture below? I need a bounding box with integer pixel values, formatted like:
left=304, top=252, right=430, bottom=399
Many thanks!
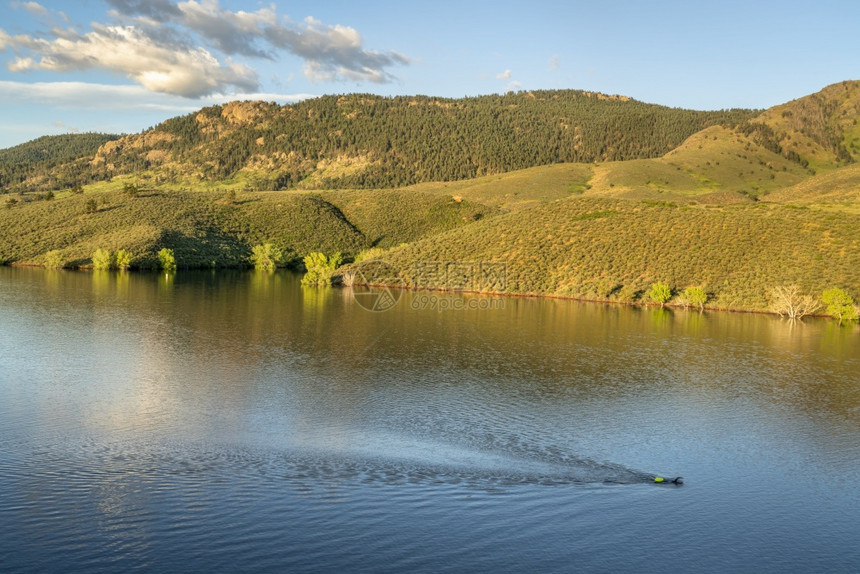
left=155, top=229, right=252, bottom=269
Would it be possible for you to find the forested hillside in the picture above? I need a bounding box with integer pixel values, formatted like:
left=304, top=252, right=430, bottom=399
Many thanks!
left=0, top=133, right=119, bottom=191
left=1, top=91, right=756, bottom=193
left=752, top=80, right=860, bottom=172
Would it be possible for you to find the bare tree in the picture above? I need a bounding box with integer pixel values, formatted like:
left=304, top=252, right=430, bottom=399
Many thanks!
left=340, top=269, right=357, bottom=287
left=770, top=285, right=820, bottom=320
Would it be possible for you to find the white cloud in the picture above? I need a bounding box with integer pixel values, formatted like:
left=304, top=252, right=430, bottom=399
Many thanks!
left=108, top=0, right=409, bottom=86
left=548, top=54, right=560, bottom=72
left=11, top=1, right=50, bottom=18
left=495, top=69, right=521, bottom=92
left=264, top=16, right=410, bottom=84
left=8, top=57, right=34, bottom=72
left=0, top=0, right=409, bottom=97
left=176, top=0, right=279, bottom=58
left=105, top=0, right=182, bottom=21
left=3, top=24, right=259, bottom=97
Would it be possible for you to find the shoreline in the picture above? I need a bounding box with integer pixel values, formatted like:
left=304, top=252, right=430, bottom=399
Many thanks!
left=350, top=280, right=835, bottom=319
left=1, top=262, right=851, bottom=322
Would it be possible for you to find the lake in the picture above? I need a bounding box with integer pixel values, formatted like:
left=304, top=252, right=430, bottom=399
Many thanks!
left=1, top=267, right=858, bottom=572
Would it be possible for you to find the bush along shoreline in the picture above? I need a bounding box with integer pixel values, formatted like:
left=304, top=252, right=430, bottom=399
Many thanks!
left=2, top=253, right=857, bottom=324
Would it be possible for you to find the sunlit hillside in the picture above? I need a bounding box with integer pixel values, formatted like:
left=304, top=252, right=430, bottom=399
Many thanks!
left=765, top=163, right=860, bottom=210
left=0, top=90, right=756, bottom=194
left=584, top=126, right=808, bottom=202
left=375, top=198, right=860, bottom=311
left=1, top=81, right=858, bottom=313
left=753, top=80, right=860, bottom=172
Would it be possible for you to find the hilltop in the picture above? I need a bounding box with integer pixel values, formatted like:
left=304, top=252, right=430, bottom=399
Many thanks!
left=1, top=90, right=755, bottom=194
left=751, top=80, right=860, bottom=172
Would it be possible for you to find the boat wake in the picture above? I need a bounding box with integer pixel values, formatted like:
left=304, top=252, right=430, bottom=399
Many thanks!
left=122, top=434, right=682, bottom=490
left=8, top=432, right=682, bottom=493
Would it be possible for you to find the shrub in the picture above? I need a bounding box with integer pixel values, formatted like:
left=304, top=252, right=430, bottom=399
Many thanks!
left=158, top=248, right=177, bottom=272
left=4, top=198, right=17, bottom=209
left=85, top=198, right=98, bottom=214
left=821, top=287, right=857, bottom=324
left=302, top=252, right=343, bottom=286
left=648, top=282, right=672, bottom=307
left=123, top=183, right=139, bottom=198
left=43, top=250, right=65, bottom=270
left=250, top=243, right=284, bottom=271
left=114, top=249, right=134, bottom=271
left=681, top=286, right=708, bottom=310
left=92, top=248, right=113, bottom=271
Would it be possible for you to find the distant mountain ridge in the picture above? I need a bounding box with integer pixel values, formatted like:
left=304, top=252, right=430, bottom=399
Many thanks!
left=1, top=89, right=759, bottom=193
left=4, top=82, right=858, bottom=196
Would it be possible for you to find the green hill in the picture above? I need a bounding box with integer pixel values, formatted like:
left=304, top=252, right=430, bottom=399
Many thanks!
left=399, top=163, right=595, bottom=211
left=323, top=189, right=499, bottom=247
left=0, top=190, right=366, bottom=269
left=374, top=198, right=860, bottom=311
left=0, top=186, right=499, bottom=268
left=752, top=80, right=860, bottom=172
left=584, top=125, right=809, bottom=202
left=1, top=91, right=755, bottom=194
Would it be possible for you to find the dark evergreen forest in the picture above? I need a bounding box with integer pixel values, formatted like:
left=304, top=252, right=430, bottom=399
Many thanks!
left=1, top=91, right=757, bottom=193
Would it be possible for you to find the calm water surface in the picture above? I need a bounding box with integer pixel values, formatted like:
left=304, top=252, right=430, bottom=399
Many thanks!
left=1, top=267, right=858, bottom=572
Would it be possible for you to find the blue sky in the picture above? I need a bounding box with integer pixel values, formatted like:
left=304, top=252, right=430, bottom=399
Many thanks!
left=0, top=0, right=857, bottom=149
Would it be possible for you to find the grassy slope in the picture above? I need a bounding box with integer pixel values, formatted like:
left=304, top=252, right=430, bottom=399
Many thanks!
left=3, top=137, right=858, bottom=311
left=0, top=191, right=367, bottom=268
left=356, top=107, right=859, bottom=311
left=0, top=186, right=507, bottom=268
left=377, top=198, right=860, bottom=311
left=322, top=189, right=500, bottom=247
left=2, top=83, right=858, bottom=313
left=765, top=163, right=860, bottom=210
left=584, top=126, right=809, bottom=202
left=400, top=163, right=595, bottom=211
